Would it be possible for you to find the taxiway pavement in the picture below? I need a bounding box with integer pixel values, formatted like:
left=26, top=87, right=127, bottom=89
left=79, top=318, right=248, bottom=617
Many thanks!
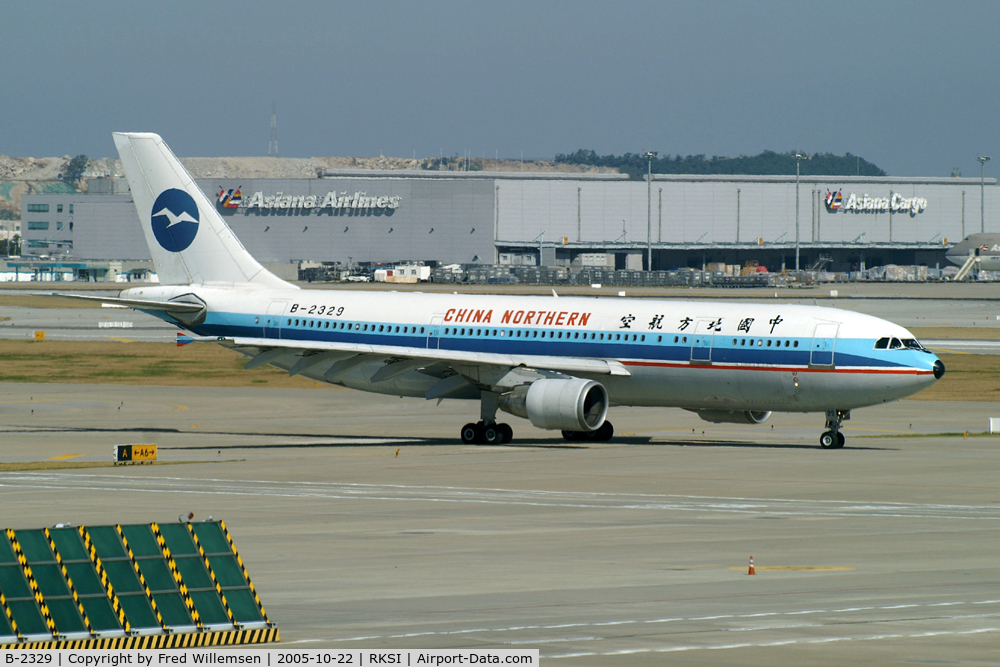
left=0, top=383, right=997, bottom=665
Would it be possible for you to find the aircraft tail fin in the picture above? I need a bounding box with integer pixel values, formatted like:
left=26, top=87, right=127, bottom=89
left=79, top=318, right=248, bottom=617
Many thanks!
left=113, top=132, right=294, bottom=288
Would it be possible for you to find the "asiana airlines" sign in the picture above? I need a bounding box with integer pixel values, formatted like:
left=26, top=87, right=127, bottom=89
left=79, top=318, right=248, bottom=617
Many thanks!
left=230, top=190, right=402, bottom=212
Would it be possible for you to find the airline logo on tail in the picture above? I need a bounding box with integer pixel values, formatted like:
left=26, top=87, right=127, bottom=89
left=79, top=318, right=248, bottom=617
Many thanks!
left=151, top=188, right=200, bottom=252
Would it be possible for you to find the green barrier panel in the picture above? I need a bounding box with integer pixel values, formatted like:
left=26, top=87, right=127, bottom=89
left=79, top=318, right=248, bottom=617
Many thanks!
left=12, top=530, right=88, bottom=635
left=119, top=525, right=193, bottom=629
left=0, top=535, right=51, bottom=637
left=48, top=528, right=123, bottom=633
left=192, top=522, right=268, bottom=626
left=0, top=521, right=275, bottom=647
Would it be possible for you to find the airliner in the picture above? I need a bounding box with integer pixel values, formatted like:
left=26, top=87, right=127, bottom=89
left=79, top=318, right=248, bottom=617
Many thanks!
left=946, top=233, right=1000, bottom=271
left=64, top=133, right=945, bottom=449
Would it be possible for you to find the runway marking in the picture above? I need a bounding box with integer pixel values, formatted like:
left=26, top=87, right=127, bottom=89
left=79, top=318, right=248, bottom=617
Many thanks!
left=316, top=601, right=1000, bottom=644
left=0, top=473, right=997, bottom=521
left=547, top=627, right=1000, bottom=658
left=104, top=336, right=136, bottom=343
left=45, top=454, right=82, bottom=461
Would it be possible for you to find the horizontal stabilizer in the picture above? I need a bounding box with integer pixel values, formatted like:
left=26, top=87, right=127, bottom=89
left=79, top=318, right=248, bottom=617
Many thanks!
left=49, top=293, right=205, bottom=314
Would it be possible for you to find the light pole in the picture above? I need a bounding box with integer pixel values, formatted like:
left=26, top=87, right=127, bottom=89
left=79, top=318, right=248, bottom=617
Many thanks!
left=793, top=153, right=809, bottom=271
left=643, top=151, right=657, bottom=271
left=979, top=155, right=991, bottom=233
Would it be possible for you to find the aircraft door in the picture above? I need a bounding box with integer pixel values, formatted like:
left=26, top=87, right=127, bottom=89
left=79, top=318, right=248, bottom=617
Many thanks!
left=265, top=301, right=287, bottom=339
left=689, top=320, right=717, bottom=363
left=810, top=322, right=838, bottom=366
left=427, top=316, right=443, bottom=349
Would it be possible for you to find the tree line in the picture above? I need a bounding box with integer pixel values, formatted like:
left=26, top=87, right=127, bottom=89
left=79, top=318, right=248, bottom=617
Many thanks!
left=555, top=149, right=887, bottom=179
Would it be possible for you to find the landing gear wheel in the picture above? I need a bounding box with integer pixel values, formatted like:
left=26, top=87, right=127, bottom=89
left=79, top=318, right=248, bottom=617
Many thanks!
left=499, top=423, right=513, bottom=444
left=461, top=422, right=480, bottom=444
left=562, top=430, right=585, bottom=442
left=820, top=409, right=850, bottom=450
left=484, top=424, right=504, bottom=445
left=593, top=421, right=614, bottom=442
left=462, top=421, right=487, bottom=444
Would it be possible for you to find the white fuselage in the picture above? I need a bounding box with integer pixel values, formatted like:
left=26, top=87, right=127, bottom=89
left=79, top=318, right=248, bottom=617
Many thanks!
left=121, top=284, right=942, bottom=414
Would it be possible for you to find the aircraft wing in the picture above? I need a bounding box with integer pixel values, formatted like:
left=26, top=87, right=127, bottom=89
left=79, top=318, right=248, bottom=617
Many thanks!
left=213, top=335, right=631, bottom=378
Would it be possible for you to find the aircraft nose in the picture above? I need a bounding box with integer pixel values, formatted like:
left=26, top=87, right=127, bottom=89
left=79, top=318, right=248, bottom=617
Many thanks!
left=933, top=359, right=946, bottom=380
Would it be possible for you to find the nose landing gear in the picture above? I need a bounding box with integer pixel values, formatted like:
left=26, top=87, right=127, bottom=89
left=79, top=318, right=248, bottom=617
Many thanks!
left=820, top=409, right=849, bottom=449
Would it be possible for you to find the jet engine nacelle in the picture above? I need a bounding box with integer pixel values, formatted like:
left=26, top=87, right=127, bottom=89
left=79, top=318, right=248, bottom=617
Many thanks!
left=695, top=409, right=772, bottom=425
left=499, top=378, right=609, bottom=432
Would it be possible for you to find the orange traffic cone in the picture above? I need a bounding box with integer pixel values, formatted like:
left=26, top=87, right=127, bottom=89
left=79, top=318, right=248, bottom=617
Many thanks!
left=748, top=556, right=756, bottom=575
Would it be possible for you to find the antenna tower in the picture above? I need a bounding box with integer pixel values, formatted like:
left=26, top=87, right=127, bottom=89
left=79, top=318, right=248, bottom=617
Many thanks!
left=268, top=102, right=279, bottom=157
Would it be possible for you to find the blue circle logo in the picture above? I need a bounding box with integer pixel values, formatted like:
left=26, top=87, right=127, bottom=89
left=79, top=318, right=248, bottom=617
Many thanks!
left=151, top=189, right=200, bottom=252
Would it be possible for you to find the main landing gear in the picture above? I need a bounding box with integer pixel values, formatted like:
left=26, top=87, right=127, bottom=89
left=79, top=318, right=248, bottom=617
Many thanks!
left=561, top=421, right=615, bottom=442
left=461, top=421, right=513, bottom=445
left=820, top=409, right=849, bottom=449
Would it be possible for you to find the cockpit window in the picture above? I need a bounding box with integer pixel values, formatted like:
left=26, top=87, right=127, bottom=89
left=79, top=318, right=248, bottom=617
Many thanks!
left=875, top=336, right=928, bottom=351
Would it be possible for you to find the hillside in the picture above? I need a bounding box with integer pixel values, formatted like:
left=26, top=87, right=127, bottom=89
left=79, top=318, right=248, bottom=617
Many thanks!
left=0, top=154, right=616, bottom=219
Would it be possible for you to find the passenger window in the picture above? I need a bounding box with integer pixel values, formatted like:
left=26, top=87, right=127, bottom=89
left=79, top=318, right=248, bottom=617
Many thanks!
left=875, top=337, right=889, bottom=349
left=793, top=340, right=798, bottom=347
left=766, top=340, right=771, bottom=347
left=673, top=336, right=678, bottom=343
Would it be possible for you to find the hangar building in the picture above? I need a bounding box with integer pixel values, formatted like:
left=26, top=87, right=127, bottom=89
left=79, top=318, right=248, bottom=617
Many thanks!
left=19, top=169, right=999, bottom=273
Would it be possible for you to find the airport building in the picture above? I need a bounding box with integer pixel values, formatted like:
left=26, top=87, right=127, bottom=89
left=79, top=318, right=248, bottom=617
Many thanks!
left=18, top=169, right=1000, bottom=274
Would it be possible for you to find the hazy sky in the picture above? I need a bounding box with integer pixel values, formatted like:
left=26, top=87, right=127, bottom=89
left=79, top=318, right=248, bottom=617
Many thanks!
left=2, top=1, right=998, bottom=177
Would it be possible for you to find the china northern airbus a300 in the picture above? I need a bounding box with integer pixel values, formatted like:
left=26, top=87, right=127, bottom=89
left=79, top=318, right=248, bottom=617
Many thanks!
left=67, top=133, right=945, bottom=449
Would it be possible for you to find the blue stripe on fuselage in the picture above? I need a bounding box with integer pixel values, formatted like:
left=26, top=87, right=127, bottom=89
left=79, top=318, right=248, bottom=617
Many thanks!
left=176, top=310, right=931, bottom=373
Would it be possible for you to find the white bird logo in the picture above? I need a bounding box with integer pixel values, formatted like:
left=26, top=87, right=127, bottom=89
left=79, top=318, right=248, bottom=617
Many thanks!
left=153, top=207, right=198, bottom=228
